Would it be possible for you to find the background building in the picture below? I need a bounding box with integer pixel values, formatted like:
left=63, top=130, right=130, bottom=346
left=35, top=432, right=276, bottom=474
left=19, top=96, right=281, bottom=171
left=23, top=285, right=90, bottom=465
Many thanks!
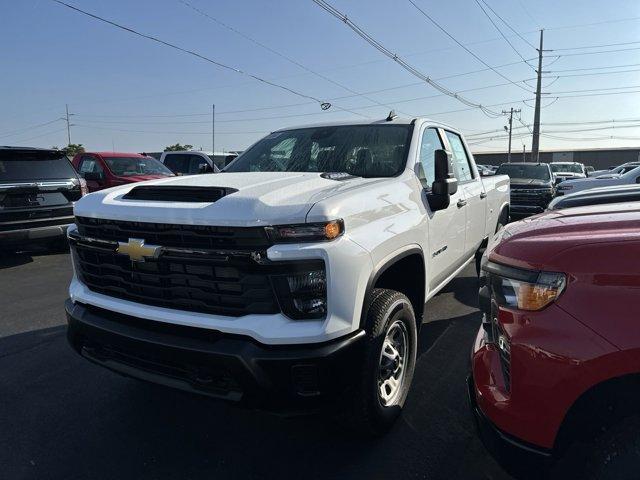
left=473, top=147, right=640, bottom=169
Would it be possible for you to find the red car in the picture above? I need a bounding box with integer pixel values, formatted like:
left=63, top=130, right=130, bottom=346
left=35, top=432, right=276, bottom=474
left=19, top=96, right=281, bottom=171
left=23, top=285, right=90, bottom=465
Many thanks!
left=72, top=152, right=173, bottom=192
left=470, top=203, right=640, bottom=479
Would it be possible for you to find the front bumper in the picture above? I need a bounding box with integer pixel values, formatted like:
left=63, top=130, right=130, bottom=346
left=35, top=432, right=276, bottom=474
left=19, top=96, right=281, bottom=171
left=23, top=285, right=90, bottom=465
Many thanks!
left=65, top=299, right=364, bottom=412
left=467, top=371, right=552, bottom=468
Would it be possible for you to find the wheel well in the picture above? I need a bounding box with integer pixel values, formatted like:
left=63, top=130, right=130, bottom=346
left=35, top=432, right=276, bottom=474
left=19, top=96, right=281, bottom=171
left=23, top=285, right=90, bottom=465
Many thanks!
left=371, top=253, right=425, bottom=324
left=555, top=373, right=640, bottom=452
left=499, top=204, right=509, bottom=225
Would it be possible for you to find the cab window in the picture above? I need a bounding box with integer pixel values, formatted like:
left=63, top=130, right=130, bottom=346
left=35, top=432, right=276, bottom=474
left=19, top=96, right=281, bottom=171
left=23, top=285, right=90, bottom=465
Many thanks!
left=79, top=155, right=103, bottom=174
left=444, top=131, right=474, bottom=182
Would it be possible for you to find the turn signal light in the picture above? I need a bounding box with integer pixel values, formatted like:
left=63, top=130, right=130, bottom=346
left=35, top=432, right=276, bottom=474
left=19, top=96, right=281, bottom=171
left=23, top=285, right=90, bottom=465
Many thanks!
left=266, top=220, right=344, bottom=243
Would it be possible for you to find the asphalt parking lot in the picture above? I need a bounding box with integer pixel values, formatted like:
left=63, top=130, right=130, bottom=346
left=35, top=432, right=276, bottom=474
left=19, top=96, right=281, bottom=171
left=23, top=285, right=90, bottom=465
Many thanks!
left=0, top=248, right=512, bottom=480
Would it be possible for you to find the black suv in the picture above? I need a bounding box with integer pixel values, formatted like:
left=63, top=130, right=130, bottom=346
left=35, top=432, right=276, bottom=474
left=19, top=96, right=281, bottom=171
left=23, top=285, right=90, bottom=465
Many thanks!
left=0, top=147, right=85, bottom=250
left=494, top=162, right=555, bottom=218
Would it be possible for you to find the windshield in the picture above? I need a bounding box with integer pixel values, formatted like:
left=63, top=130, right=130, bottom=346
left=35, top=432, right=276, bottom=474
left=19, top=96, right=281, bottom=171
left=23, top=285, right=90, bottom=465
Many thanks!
left=622, top=165, right=640, bottom=179
left=0, top=150, right=77, bottom=182
left=104, top=156, right=173, bottom=177
left=495, top=164, right=551, bottom=181
left=224, top=125, right=413, bottom=177
left=550, top=163, right=583, bottom=174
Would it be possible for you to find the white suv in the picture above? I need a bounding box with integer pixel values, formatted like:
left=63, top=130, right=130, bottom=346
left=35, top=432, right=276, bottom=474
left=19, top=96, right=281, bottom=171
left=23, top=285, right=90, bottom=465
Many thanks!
left=65, top=117, right=509, bottom=433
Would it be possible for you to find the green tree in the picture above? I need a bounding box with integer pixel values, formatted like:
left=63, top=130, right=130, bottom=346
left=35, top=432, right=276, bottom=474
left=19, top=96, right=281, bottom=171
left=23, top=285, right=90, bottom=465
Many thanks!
left=53, top=144, right=85, bottom=156
left=164, top=143, right=193, bottom=152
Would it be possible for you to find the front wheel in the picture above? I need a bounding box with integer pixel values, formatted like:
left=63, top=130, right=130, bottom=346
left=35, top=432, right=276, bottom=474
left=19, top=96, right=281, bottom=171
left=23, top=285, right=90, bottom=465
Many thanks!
left=349, top=288, right=417, bottom=435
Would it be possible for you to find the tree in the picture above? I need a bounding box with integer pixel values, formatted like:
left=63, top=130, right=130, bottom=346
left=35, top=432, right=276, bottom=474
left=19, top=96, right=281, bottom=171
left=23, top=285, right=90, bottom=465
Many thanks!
left=53, top=144, right=85, bottom=156
left=164, top=143, right=193, bottom=152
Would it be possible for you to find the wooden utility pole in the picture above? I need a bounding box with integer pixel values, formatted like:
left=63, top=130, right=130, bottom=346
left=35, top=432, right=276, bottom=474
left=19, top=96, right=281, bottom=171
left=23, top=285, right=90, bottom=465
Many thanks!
left=502, top=107, right=521, bottom=163
left=531, top=30, right=544, bottom=162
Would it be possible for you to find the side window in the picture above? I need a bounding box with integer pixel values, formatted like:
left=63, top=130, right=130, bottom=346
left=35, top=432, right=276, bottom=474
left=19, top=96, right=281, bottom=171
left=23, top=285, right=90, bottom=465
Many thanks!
left=189, top=155, right=209, bottom=174
left=79, top=156, right=103, bottom=174
left=163, top=154, right=190, bottom=174
left=444, top=131, right=474, bottom=182
left=418, top=128, right=443, bottom=188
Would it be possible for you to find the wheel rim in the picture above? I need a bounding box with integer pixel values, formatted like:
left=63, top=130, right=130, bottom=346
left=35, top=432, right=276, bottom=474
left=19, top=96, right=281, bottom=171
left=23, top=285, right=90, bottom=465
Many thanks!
left=377, top=318, right=408, bottom=407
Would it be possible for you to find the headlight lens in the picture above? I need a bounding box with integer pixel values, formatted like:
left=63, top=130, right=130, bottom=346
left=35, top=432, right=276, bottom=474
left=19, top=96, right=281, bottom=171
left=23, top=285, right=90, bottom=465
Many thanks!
left=265, top=220, right=344, bottom=243
left=484, top=261, right=566, bottom=311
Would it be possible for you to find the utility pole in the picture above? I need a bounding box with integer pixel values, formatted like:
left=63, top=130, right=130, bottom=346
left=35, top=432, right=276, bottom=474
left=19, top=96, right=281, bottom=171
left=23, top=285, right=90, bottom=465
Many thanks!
left=502, top=107, right=521, bottom=163
left=531, top=29, right=545, bottom=163
left=63, top=104, right=74, bottom=146
left=211, top=103, right=216, bottom=156
left=522, top=144, right=526, bottom=162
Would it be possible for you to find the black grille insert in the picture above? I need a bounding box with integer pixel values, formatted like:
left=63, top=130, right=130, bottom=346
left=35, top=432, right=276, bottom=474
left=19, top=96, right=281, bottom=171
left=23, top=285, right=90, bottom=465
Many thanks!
left=123, top=185, right=237, bottom=203
left=75, top=216, right=270, bottom=250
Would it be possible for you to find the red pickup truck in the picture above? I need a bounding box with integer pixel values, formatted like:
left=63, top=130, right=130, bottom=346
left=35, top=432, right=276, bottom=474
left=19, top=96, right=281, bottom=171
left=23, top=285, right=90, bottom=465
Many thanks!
left=470, top=202, right=640, bottom=479
left=72, top=152, right=174, bottom=192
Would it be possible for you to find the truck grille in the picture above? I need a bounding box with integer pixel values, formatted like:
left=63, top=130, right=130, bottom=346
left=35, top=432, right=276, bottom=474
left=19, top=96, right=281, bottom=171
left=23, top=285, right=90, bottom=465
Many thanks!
left=75, top=216, right=271, bottom=250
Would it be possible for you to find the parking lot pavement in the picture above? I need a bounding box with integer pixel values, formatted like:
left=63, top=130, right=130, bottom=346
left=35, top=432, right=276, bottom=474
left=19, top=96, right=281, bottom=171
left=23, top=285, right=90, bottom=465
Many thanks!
left=0, top=251, right=512, bottom=480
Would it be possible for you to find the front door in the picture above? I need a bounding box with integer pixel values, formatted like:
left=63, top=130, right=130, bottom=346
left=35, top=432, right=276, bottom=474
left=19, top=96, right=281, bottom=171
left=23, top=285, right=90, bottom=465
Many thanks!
left=417, top=127, right=467, bottom=291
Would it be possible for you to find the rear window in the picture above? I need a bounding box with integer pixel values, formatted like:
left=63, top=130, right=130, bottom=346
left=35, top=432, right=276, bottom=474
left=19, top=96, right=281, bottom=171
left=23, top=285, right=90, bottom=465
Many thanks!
left=0, top=150, right=77, bottom=182
left=550, top=163, right=583, bottom=174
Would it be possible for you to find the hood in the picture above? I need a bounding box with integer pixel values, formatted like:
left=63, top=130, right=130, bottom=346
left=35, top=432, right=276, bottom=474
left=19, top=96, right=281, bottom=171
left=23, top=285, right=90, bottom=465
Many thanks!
left=510, top=178, right=552, bottom=187
left=74, top=171, right=383, bottom=226
left=489, top=203, right=640, bottom=270
left=594, top=173, right=622, bottom=179
left=557, top=176, right=622, bottom=193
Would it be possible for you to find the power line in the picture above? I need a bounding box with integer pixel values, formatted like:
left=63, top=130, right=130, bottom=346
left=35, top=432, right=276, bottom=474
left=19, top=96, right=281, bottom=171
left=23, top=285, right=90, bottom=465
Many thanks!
left=474, top=0, right=536, bottom=64
left=552, top=39, right=640, bottom=51
left=0, top=118, right=62, bottom=139
left=178, top=0, right=402, bottom=116
left=10, top=128, right=68, bottom=145
left=407, top=0, right=532, bottom=91
left=74, top=124, right=269, bottom=135
left=550, top=62, right=640, bottom=74
left=312, top=0, right=504, bottom=117
left=546, top=84, right=640, bottom=95
left=545, top=16, right=640, bottom=32
left=52, top=1, right=338, bottom=112
left=557, top=46, right=640, bottom=57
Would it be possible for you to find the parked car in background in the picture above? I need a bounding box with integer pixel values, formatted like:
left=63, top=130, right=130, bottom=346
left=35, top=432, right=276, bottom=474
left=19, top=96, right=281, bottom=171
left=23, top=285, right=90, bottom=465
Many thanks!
left=548, top=184, right=640, bottom=210
left=1, top=147, right=86, bottom=251
left=65, top=117, right=509, bottom=433
left=494, top=162, right=554, bottom=218
left=585, top=165, right=594, bottom=176
left=160, top=151, right=239, bottom=175
left=72, top=152, right=174, bottom=192
left=550, top=161, right=586, bottom=182
left=588, top=162, right=640, bottom=178
left=471, top=202, right=640, bottom=479
left=556, top=164, right=640, bottom=196
left=477, top=164, right=495, bottom=176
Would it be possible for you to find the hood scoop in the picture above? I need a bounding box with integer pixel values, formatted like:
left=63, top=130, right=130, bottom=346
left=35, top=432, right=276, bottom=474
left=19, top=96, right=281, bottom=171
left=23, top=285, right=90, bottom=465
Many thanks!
left=123, top=185, right=238, bottom=202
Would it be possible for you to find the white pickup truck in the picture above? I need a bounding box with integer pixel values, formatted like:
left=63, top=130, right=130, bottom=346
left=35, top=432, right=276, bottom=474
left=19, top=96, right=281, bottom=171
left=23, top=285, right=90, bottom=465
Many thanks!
left=65, top=116, right=509, bottom=433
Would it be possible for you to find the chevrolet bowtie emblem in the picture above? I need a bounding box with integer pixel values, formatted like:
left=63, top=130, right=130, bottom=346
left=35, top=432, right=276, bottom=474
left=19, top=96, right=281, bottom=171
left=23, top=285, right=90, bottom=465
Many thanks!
left=116, top=238, right=162, bottom=262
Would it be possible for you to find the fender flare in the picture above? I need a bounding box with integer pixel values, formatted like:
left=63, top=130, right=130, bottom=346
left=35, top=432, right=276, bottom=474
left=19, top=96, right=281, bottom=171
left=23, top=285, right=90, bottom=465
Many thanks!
left=358, top=246, right=426, bottom=329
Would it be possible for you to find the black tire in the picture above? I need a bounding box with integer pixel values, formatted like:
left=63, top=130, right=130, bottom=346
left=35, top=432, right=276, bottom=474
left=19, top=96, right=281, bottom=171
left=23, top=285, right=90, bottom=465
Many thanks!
left=585, top=415, right=640, bottom=480
left=349, top=288, right=417, bottom=435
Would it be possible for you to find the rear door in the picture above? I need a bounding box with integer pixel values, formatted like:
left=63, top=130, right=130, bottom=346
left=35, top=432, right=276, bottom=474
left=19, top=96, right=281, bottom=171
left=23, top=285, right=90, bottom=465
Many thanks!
left=442, top=130, right=486, bottom=257
left=417, top=127, right=467, bottom=290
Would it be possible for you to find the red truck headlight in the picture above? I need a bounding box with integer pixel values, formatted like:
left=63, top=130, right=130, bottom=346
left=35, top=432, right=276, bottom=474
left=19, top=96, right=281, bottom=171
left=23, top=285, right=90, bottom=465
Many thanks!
left=484, top=261, right=566, bottom=311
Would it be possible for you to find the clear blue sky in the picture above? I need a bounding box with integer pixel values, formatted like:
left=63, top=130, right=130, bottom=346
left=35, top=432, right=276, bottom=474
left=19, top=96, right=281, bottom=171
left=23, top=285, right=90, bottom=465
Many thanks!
left=1, top=0, right=639, bottom=154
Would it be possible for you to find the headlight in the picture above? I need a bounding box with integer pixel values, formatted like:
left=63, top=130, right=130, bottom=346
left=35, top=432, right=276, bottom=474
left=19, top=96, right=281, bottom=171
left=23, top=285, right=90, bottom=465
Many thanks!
left=484, top=261, right=566, bottom=311
left=265, top=220, right=344, bottom=243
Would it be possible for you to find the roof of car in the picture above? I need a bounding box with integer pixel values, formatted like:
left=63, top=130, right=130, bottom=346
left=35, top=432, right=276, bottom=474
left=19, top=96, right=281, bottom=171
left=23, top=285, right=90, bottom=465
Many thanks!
left=0, top=146, right=61, bottom=153
left=272, top=116, right=458, bottom=132
left=90, top=152, right=149, bottom=157
left=497, top=162, right=549, bottom=166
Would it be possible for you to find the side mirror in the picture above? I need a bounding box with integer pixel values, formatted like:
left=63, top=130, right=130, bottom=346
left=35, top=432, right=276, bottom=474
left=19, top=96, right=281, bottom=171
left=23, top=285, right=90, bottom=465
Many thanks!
left=199, top=163, right=214, bottom=174
left=427, top=149, right=457, bottom=211
left=83, top=172, right=104, bottom=182
left=635, top=176, right=640, bottom=184
left=554, top=177, right=562, bottom=185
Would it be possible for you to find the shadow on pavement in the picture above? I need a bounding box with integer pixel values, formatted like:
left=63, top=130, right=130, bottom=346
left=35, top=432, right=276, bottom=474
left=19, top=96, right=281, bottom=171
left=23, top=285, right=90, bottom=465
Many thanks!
left=0, top=244, right=68, bottom=270
left=0, top=309, right=511, bottom=480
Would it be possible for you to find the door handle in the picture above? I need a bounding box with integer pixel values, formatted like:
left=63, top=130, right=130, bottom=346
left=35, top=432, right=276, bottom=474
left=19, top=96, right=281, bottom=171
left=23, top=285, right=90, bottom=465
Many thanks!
left=457, top=199, right=467, bottom=208
left=480, top=192, right=487, bottom=199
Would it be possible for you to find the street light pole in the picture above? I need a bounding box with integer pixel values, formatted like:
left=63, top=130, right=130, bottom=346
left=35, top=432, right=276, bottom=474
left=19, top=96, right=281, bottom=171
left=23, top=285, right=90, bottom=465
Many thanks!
left=212, top=103, right=215, bottom=155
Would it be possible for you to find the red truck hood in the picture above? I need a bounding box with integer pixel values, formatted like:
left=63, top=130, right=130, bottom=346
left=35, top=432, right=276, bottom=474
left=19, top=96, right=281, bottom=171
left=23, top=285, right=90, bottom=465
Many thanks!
left=490, top=202, right=640, bottom=270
